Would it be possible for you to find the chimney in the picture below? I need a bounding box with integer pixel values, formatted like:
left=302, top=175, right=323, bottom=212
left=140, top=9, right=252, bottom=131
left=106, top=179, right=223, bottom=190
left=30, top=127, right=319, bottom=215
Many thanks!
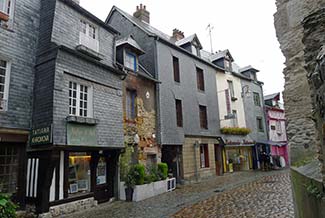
left=172, top=28, right=185, bottom=41
left=133, top=4, right=150, bottom=23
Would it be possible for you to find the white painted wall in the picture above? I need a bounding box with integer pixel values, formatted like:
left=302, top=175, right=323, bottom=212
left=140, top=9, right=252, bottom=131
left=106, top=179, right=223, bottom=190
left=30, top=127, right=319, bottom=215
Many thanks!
left=216, top=71, right=246, bottom=128
left=268, top=109, right=287, bottom=142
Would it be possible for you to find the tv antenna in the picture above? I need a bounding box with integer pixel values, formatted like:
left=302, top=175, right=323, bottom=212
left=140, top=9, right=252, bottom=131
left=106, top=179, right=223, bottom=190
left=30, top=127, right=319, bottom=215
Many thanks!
left=206, top=24, right=214, bottom=54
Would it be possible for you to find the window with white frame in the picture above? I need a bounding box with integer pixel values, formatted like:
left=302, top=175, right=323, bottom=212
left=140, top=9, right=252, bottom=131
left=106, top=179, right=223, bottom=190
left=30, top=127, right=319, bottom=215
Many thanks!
left=0, top=59, right=10, bottom=111
left=69, top=81, right=92, bottom=117
left=79, top=20, right=99, bottom=52
left=0, top=0, right=11, bottom=15
left=124, top=52, right=137, bottom=72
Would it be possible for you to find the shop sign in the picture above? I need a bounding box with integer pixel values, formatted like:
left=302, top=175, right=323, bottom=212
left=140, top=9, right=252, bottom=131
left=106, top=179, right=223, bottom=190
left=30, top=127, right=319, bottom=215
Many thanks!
left=67, top=123, right=97, bottom=146
left=144, top=146, right=157, bottom=154
left=30, top=125, right=52, bottom=146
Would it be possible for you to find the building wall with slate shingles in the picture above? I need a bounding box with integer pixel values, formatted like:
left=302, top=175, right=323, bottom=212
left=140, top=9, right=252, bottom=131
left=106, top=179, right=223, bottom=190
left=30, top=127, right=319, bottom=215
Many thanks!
left=241, top=79, right=268, bottom=142
left=0, top=0, right=40, bottom=130
left=52, top=0, right=115, bottom=67
left=107, top=10, right=157, bottom=77
left=156, top=41, right=220, bottom=145
left=53, top=51, right=123, bottom=147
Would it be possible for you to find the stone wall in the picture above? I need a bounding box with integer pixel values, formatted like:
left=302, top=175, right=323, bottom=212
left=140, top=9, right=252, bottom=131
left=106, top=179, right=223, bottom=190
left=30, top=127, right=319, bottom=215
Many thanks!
left=274, top=0, right=324, bottom=165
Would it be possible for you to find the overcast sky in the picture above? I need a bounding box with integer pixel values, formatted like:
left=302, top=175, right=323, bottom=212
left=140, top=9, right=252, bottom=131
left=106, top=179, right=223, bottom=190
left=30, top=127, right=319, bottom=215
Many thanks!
left=80, top=0, right=285, bottom=96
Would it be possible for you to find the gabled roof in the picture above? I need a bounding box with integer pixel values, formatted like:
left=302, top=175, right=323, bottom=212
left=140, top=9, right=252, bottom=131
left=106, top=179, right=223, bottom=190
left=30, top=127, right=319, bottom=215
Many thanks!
left=239, top=65, right=259, bottom=73
left=210, top=49, right=234, bottom=62
left=59, top=0, right=118, bottom=34
left=264, top=92, right=280, bottom=101
left=105, top=6, right=225, bottom=72
left=175, top=34, right=202, bottom=49
left=116, top=35, right=145, bottom=55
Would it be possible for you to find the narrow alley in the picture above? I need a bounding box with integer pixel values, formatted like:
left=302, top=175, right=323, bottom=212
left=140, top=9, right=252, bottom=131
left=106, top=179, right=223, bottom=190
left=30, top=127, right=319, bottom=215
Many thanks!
left=66, top=170, right=293, bottom=218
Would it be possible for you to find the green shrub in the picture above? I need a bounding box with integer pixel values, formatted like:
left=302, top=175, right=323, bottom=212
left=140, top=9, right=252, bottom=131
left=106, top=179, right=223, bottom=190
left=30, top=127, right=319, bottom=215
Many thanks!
left=0, top=194, right=17, bottom=218
left=158, top=163, right=168, bottom=180
left=132, top=164, right=145, bottom=185
left=144, top=174, right=153, bottom=184
left=148, top=166, right=159, bottom=182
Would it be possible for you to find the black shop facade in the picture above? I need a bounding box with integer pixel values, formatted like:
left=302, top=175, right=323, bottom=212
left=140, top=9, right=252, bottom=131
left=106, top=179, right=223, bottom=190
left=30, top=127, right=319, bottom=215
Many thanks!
left=27, top=122, right=122, bottom=214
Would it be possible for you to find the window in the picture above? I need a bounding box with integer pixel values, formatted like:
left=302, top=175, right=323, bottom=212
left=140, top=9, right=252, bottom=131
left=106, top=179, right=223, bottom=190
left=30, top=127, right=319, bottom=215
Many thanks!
left=227, top=80, right=235, bottom=98
left=225, top=89, right=231, bottom=114
left=256, top=117, right=264, bottom=132
left=69, top=82, right=92, bottom=117
left=253, top=92, right=261, bottom=106
left=173, top=56, right=180, bottom=83
left=126, top=89, right=137, bottom=120
left=270, top=125, right=276, bottom=130
left=125, top=52, right=137, bottom=72
left=175, top=99, right=183, bottom=127
left=79, top=20, right=98, bottom=52
left=232, top=110, right=238, bottom=127
left=200, top=144, right=209, bottom=168
left=199, top=105, right=208, bottom=129
left=0, top=0, right=10, bottom=14
left=196, top=67, right=205, bottom=91
left=0, top=59, right=10, bottom=111
left=0, top=146, right=18, bottom=194
left=68, top=152, right=91, bottom=196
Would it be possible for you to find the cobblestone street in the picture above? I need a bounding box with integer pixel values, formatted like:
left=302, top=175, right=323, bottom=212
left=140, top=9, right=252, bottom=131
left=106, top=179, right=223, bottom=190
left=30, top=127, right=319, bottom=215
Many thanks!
left=67, top=169, right=293, bottom=218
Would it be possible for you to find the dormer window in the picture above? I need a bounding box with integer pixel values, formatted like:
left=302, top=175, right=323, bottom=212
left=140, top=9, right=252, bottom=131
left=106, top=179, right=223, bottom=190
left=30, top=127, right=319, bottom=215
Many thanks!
left=79, top=20, right=99, bottom=52
left=124, top=52, right=137, bottom=72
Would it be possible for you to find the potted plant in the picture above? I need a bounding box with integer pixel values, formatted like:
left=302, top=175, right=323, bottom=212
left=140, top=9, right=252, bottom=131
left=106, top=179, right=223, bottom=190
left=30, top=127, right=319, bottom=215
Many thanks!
left=0, top=11, right=9, bottom=22
left=124, top=168, right=136, bottom=201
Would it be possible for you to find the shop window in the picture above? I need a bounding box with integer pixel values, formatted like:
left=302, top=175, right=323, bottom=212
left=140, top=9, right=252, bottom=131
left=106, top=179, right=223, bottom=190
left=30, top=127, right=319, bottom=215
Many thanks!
left=196, top=67, right=205, bottom=91
left=173, top=56, right=180, bottom=83
left=200, top=144, right=209, bottom=168
left=126, top=89, right=137, bottom=120
left=0, top=146, right=18, bottom=194
left=96, top=157, right=106, bottom=185
left=68, top=152, right=91, bottom=196
left=69, top=81, right=93, bottom=118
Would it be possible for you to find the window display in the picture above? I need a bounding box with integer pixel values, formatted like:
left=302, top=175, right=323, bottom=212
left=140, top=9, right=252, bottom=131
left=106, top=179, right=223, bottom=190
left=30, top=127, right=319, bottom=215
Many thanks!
left=68, top=152, right=91, bottom=196
left=96, top=157, right=106, bottom=185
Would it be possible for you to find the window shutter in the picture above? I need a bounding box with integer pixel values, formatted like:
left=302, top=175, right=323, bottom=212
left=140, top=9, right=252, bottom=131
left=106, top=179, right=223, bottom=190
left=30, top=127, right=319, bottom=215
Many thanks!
left=225, top=89, right=231, bottom=114
left=204, top=145, right=209, bottom=167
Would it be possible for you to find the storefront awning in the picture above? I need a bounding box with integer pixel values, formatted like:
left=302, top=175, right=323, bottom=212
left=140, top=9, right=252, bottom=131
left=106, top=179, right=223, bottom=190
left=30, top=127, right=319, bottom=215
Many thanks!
left=256, top=140, right=287, bottom=147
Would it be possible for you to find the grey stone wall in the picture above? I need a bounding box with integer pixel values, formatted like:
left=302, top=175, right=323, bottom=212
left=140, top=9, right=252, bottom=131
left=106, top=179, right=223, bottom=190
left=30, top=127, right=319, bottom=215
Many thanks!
left=241, top=79, right=268, bottom=142
left=274, top=0, right=325, bottom=164
left=156, top=41, right=220, bottom=145
left=0, top=0, right=40, bottom=130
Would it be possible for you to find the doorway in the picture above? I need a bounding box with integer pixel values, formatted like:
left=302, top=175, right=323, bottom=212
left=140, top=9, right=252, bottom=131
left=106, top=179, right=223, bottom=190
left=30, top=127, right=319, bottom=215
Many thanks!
left=161, top=145, right=183, bottom=183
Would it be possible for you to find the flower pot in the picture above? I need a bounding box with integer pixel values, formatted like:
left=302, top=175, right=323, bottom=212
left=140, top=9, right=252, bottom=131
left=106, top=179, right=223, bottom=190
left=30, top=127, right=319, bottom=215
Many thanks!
left=0, top=11, right=9, bottom=22
left=125, top=187, right=133, bottom=201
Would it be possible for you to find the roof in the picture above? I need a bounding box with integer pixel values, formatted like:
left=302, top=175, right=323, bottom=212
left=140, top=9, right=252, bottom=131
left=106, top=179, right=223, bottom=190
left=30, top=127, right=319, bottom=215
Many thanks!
left=239, top=65, right=259, bottom=73
left=116, top=35, right=145, bottom=55
left=59, top=0, right=118, bottom=35
left=106, top=6, right=225, bottom=72
left=209, top=49, right=234, bottom=62
left=264, top=93, right=280, bottom=101
left=138, top=64, right=160, bottom=83
left=175, top=34, right=202, bottom=49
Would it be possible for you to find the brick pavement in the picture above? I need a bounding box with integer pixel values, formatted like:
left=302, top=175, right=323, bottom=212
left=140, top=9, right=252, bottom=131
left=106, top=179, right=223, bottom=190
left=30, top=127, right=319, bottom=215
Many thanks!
left=173, top=171, right=293, bottom=218
left=66, top=169, right=292, bottom=218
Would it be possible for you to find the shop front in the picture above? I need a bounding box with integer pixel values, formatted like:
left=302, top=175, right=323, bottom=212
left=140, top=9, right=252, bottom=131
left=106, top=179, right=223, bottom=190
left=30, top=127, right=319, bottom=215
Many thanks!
left=223, top=144, right=254, bottom=173
left=28, top=124, right=122, bottom=214
left=0, top=129, right=28, bottom=208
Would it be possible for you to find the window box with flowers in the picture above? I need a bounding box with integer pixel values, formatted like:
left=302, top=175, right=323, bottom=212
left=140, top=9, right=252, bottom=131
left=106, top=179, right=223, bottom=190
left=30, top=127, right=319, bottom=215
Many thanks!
left=220, top=127, right=251, bottom=135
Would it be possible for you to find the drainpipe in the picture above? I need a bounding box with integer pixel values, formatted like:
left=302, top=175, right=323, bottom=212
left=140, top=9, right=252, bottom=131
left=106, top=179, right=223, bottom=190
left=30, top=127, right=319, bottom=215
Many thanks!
left=194, top=141, right=199, bottom=182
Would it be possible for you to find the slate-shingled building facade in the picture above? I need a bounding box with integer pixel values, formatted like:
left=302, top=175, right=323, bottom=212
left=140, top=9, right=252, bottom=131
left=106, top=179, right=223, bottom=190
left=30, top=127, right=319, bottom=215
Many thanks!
left=1, top=0, right=125, bottom=214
